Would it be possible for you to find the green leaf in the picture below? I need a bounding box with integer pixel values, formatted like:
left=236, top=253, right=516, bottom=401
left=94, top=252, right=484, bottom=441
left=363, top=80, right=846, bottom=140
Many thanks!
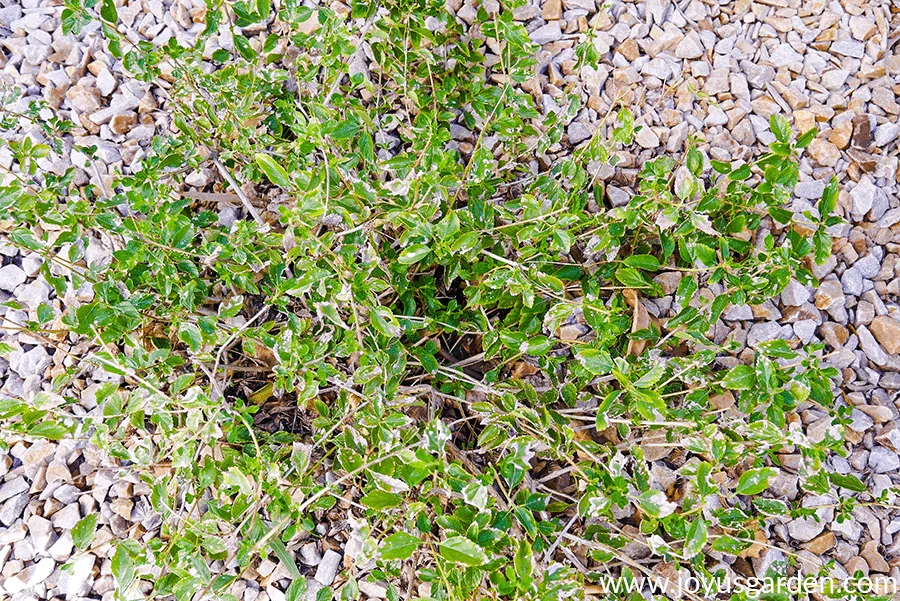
left=111, top=545, right=135, bottom=588
left=575, top=348, right=613, bottom=375
left=398, top=244, right=431, bottom=265
left=818, top=176, right=839, bottom=217
left=100, top=0, right=118, bottom=22
left=710, top=535, right=751, bottom=555
left=637, top=490, right=675, bottom=519
left=752, top=498, right=789, bottom=516
left=233, top=34, right=255, bottom=60
left=686, top=146, right=703, bottom=176
left=683, top=517, right=708, bottom=559
left=796, top=127, right=817, bottom=149
left=623, top=254, right=660, bottom=271
left=255, top=153, right=292, bottom=189
left=27, top=421, right=69, bottom=440
left=178, top=323, right=202, bottom=353
left=828, top=472, right=866, bottom=493
left=615, top=267, right=655, bottom=290
left=269, top=536, right=302, bottom=579
left=722, top=365, right=755, bottom=390
left=72, top=514, right=99, bottom=549
left=331, top=119, right=360, bottom=140
left=710, top=160, right=732, bottom=174
left=633, top=364, right=665, bottom=389
left=380, top=532, right=422, bottom=560
left=361, top=490, right=402, bottom=509
left=769, top=114, right=791, bottom=143
left=735, top=467, right=777, bottom=496
left=438, top=536, right=489, bottom=567
left=728, top=164, right=751, bottom=181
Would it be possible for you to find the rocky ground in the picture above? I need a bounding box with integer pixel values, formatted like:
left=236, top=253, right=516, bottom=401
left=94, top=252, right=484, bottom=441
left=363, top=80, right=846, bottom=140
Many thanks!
left=1, top=0, right=899, bottom=599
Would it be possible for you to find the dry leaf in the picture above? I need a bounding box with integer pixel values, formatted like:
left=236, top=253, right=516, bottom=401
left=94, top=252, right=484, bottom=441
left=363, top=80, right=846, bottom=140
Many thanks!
left=738, top=528, right=768, bottom=559
left=623, top=288, right=650, bottom=356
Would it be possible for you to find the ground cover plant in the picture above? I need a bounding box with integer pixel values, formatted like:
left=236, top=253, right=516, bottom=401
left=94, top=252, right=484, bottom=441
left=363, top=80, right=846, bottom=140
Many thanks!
left=0, top=0, right=881, bottom=600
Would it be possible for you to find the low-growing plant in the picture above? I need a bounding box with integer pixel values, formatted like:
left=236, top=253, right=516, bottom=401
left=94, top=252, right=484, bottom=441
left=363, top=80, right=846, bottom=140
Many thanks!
left=0, top=1, right=880, bottom=600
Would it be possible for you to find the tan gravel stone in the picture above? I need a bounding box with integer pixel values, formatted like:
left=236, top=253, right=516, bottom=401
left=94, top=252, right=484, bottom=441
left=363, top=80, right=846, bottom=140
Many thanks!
left=65, top=85, right=101, bottom=113
left=802, top=531, right=835, bottom=554
left=870, top=316, right=900, bottom=354
left=808, top=138, right=841, bottom=167
left=541, top=0, right=562, bottom=20
left=110, top=497, right=133, bottom=519
left=829, top=119, right=853, bottom=149
left=861, top=540, right=890, bottom=573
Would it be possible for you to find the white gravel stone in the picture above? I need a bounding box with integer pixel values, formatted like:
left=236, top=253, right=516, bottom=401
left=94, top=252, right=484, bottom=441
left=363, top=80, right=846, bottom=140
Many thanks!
left=2, top=557, right=55, bottom=594
left=529, top=22, right=562, bottom=45
left=0, top=476, right=28, bottom=503
left=27, top=515, right=54, bottom=553
left=832, top=516, right=864, bottom=540
left=780, top=280, right=809, bottom=307
left=10, top=346, right=51, bottom=377
left=0, top=264, right=26, bottom=292
left=747, top=322, right=781, bottom=347
left=675, top=31, right=704, bottom=59
left=850, top=178, right=877, bottom=217
left=854, top=255, right=881, bottom=279
left=299, top=543, right=322, bottom=566
left=874, top=123, right=899, bottom=147
left=841, top=267, right=863, bottom=297
left=705, top=105, right=727, bottom=126
left=48, top=531, right=74, bottom=562
left=869, top=447, right=900, bottom=474
left=858, top=325, right=889, bottom=367
left=635, top=126, right=660, bottom=148
left=314, top=550, right=341, bottom=586
left=788, top=495, right=835, bottom=543
left=793, top=320, right=816, bottom=343
left=830, top=40, right=864, bottom=58
left=51, top=504, right=81, bottom=530
left=56, top=553, right=95, bottom=598
left=96, top=69, right=117, bottom=97
left=769, top=44, right=802, bottom=67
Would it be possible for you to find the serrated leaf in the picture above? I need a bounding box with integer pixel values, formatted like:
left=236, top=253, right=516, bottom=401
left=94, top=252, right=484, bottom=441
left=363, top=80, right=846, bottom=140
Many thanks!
left=398, top=244, right=430, bottom=265
left=722, top=364, right=755, bottom=390
left=331, top=119, right=360, bottom=140
left=752, top=498, right=789, bottom=516
left=637, top=490, right=676, bottom=519
left=380, top=532, right=422, bottom=560
left=438, top=536, right=489, bottom=567
left=683, top=517, right=708, bottom=559
left=711, top=535, right=751, bottom=555
left=623, top=254, right=660, bottom=271
left=796, top=127, right=817, bottom=149
left=615, top=267, right=655, bottom=290
left=576, top=348, right=613, bottom=375
left=769, top=114, right=791, bottom=143
left=828, top=472, right=866, bottom=493
left=72, top=513, right=98, bottom=549
left=360, top=490, right=402, bottom=509
left=111, top=545, right=135, bottom=588
left=818, top=176, right=839, bottom=216
left=178, top=322, right=202, bottom=352
left=100, top=0, right=118, bottom=22
left=27, top=421, right=69, bottom=440
left=735, top=467, right=777, bottom=495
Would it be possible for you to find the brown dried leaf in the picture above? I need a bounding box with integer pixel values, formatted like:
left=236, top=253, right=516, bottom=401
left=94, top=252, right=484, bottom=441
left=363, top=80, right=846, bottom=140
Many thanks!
left=623, top=288, right=650, bottom=356
left=738, top=528, right=768, bottom=559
